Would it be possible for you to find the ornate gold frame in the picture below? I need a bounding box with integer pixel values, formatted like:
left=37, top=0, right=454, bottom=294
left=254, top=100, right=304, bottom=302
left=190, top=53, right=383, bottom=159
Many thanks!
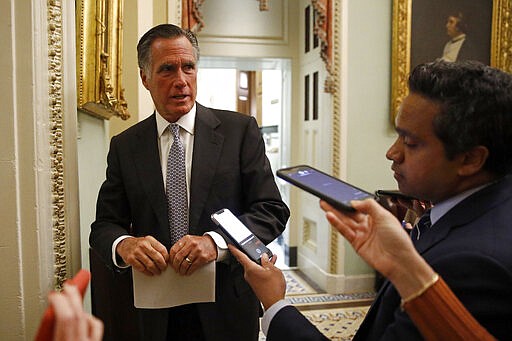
left=390, top=0, right=511, bottom=123
left=76, top=0, right=129, bottom=120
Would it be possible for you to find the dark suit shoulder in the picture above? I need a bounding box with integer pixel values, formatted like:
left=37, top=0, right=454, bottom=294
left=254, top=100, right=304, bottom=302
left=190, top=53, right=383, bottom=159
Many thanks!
left=111, top=114, right=157, bottom=142
left=196, top=102, right=255, bottom=126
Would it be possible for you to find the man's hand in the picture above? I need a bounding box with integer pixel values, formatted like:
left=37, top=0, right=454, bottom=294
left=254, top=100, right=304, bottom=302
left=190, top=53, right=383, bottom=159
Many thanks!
left=116, top=236, right=169, bottom=276
left=228, top=245, right=286, bottom=310
left=320, top=199, right=419, bottom=279
left=168, top=235, right=218, bottom=275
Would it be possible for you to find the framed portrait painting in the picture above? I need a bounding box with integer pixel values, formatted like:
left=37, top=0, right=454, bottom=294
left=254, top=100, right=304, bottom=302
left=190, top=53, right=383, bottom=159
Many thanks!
left=76, top=0, right=130, bottom=120
left=390, top=0, right=512, bottom=122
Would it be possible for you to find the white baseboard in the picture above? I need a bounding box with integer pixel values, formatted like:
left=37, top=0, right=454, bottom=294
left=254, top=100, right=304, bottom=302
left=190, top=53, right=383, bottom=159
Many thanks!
left=298, top=253, right=375, bottom=294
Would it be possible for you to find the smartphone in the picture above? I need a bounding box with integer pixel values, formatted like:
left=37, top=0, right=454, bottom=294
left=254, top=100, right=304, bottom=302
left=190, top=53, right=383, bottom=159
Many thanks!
left=211, top=208, right=273, bottom=264
left=276, top=165, right=375, bottom=211
left=376, top=189, right=417, bottom=201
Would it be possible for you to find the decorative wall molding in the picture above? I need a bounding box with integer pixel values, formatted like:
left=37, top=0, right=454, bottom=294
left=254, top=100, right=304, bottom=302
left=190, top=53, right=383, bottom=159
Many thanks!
left=48, top=0, right=67, bottom=288
left=198, top=0, right=288, bottom=46
left=329, top=0, right=341, bottom=274
left=302, top=218, right=317, bottom=252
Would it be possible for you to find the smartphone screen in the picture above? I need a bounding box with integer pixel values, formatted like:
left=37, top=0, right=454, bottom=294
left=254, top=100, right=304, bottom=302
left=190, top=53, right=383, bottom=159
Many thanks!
left=211, top=208, right=273, bottom=263
left=277, top=165, right=374, bottom=211
left=212, top=209, right=252, bottom=244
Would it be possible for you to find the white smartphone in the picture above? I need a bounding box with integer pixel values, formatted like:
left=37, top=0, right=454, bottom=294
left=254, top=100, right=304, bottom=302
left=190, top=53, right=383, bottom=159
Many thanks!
left=211, top=208, right=273, bottom=264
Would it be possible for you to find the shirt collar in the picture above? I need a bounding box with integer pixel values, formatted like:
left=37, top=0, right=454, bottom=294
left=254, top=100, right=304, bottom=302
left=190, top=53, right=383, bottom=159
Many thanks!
left=155, top=103, right=196, bottom=137
left=451, top=33, right=466, bottom=43
left=430, top=182, right=489, bottom=225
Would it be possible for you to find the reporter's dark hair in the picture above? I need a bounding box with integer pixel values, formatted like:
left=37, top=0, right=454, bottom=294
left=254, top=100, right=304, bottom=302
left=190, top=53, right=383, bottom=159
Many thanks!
left=137, top=24, right=199, bottom=74
left=408, top=60, right=512, bottom=176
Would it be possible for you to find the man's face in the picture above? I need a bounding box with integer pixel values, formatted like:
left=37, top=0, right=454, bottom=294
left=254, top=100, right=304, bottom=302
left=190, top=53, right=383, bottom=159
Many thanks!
left=446, top=16, right=461, bottom=39
left=140, top=36, right=197, bottom=123
left=386, top=93, right=464, bottom=203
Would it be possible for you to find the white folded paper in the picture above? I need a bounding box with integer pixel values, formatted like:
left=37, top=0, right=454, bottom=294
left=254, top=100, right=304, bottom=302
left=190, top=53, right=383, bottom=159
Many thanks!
left=132, top=262, right=215, bottom=309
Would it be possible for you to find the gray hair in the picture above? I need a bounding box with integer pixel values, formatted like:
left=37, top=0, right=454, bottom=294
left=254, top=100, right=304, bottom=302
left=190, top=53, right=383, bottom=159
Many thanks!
left=137, top=24, right=200, bottom=75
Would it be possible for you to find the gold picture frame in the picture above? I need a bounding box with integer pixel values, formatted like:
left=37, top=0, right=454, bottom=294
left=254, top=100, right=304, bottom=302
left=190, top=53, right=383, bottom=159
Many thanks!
left=76, top=0, right=129, bottom=120
left=390, top=0, right=512, bottom=123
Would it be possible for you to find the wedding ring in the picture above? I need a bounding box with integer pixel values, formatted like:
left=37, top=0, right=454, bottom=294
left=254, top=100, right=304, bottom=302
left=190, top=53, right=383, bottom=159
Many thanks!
left=185, top=257, right=193, bottom=264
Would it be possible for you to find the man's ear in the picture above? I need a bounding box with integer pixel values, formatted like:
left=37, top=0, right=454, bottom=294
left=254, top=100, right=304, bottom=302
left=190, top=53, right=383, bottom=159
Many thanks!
left=140, top=69, right=150, bottom=90
left=458, top=146, right=489, bottom=176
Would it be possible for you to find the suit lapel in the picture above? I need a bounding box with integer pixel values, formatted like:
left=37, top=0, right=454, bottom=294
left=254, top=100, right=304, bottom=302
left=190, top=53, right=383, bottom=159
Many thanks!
left=416, top=175, right=512, bottom=254
left=189, top=104, right=223, bottom=230
left=131, top=114, right=169, bottom=233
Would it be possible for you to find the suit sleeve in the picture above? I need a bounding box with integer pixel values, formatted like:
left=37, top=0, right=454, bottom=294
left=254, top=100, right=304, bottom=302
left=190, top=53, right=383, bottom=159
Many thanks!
left=89, top=136, right=133, bottom=267
left=236, top=116, right=290, bottom=244
left=402, top=276, right=496, bottom=340
left=267, top=305, right=329, bottom=341
left=378, top=252, right=512, bottom=340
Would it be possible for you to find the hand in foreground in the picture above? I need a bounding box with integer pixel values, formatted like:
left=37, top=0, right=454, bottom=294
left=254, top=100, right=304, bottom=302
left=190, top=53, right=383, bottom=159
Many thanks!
left=169, top=235, right=218, bottom=276
left=116, top=236, right=169, bottom=276
left=320, top=199, right=420, bottom=280
left=228, top=245, right=286, bottom=310
left=48, top=284, right=103, bottom=341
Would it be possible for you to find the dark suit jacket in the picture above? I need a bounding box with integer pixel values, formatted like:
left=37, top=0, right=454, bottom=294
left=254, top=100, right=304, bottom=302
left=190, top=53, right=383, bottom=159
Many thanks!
left=90, top=103, right=289, bottom=341
left=354, top=175, right=512, bottom=340
left=267, top=306, right=329, bottom=340
left=267, top=175, right=512, bottom=340
left=456, top=37, right=490, bottom=65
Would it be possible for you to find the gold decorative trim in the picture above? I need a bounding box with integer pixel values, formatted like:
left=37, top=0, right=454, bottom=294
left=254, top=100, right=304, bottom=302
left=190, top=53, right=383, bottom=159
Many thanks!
left=76, top=0, right=129, bottom=120
left=391, top=0, right=511, bottom=123
left=493, top=0, right=512, bottom=73
left=328, top=0, right=341, bottom=274
left=302, top=218, right=317, bottom=252
left=48, top=0, right=67, bottom=289
left=390, top=0, right=411, bottom=124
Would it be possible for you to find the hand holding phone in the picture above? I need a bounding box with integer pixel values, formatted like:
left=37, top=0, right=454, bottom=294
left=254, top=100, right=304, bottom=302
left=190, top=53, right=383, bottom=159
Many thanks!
left=276, top=165, right=374, bottom=211
left=211, top=208, right=273, bottom=264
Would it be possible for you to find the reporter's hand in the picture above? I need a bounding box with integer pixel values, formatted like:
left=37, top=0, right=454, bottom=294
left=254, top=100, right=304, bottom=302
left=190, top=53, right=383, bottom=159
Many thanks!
left=49, top=284, right=103, bottom=341
left=320, top=199, right=418, bottom=279
left=116, top=236, right=169, bottom=276
left=228, top=245, right=286, bottom=310
left=168, top=235, right=217, bottom=276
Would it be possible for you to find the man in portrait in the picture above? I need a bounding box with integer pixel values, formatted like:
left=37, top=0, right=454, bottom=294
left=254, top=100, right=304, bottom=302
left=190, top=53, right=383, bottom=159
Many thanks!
left=440, top=12, right=488, bottom=64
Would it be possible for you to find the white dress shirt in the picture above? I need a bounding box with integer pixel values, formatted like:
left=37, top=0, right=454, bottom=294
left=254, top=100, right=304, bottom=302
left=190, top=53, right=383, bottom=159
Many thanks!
left=441, top=34, right=466, bottom=62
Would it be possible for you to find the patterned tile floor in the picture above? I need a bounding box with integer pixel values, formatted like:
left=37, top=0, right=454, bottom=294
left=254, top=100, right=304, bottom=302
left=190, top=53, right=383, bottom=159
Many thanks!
left=259, top=269, right=375, bottom=340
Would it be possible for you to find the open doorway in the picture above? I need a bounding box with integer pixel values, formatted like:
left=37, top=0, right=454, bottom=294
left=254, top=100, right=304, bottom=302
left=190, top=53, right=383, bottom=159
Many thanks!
left=197, top=56, right=292, bottom=269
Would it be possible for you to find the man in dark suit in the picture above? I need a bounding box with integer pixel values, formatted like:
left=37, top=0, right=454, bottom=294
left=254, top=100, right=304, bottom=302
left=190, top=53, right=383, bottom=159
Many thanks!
left=231, top=60, right=512, bottom=340
left=89, top=24, right=289, bottom=341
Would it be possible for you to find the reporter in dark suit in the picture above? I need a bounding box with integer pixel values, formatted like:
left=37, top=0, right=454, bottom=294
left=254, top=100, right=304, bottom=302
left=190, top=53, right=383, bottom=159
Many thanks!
left=89, top=24, right=289, bottom=341
left=233, top=61, right=512, bottom=340
left=354, top=61, right=512, bottom=340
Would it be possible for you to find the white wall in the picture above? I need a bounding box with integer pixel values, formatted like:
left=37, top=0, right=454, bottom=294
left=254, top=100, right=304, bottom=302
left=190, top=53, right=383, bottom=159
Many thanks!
left=342, top=0, right=398, bottom=276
